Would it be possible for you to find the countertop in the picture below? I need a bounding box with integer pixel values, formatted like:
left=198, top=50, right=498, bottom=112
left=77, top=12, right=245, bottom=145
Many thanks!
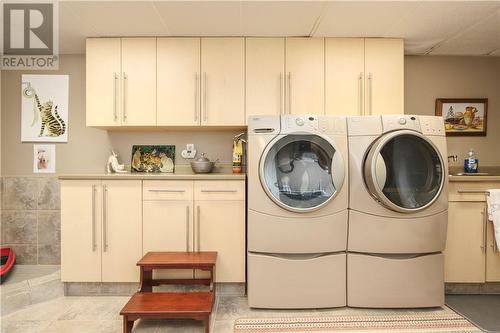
left=448, top=166, right=500, bottom=182
left=59, top=165, right=246, bottom=181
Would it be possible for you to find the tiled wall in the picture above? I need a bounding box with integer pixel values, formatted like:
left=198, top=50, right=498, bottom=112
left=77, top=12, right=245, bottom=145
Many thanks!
left=0, top=177, right=60, bottom=264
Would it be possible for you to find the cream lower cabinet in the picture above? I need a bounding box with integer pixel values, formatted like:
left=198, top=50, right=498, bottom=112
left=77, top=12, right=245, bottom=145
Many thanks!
left=61, top=180, right=142, bottom=282
left=486, top=219, right=500, bottom=281
left=143, top=181, right=194, bottom=279
left=194, top=181, right=246, bottom=282
left=445, top=182, right=500, bottom=283
left=444, top=202, right=486, bottom=283
left=61, top=180, right=102, bottom=282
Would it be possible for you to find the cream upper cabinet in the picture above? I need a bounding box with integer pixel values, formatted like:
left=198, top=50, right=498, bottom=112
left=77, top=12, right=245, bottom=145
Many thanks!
left=285, top=38, right=324, bottom=115
left=246, top=38, right=285, bottom=119
left=157, top=38, right=201, bottom=126
left=444, top=201, right=486, bottom=283
left=201, top=38, right=245, bottom=126
left=486, top=221, right=500, bottom=282
left=121, top=38, right=157, bottom=126
left=86, top=38, right=121, bottom=127
left=325, top=38, right=365, bottom=116
left=364, top=39, right=404, bottom=115
left=101, top=180, right=142, bottom=282
left=61, top=180, right=102, bottom=282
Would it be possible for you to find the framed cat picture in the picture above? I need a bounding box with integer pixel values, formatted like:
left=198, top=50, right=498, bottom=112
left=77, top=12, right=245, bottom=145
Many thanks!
left=21, top=75, right=69, bottom=142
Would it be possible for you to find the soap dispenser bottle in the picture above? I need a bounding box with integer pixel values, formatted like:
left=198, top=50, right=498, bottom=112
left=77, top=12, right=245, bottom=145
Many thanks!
left=464, top=148, right=478, bottom=173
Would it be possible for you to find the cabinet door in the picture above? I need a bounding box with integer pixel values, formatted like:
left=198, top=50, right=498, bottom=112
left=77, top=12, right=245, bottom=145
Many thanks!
left=444, top=202, right=486, bottom=283
left=246, top=38, right=285, bottom=119
left=157, top=38, right=201, bottom=126
left=121, top=38, right=156, bottom=126
left=102, top=180, right=142, bottom=282
left=61, top=180, right=102, bottom=282
left=143, top=200, right=194, bottom=279
left=285, top=38, right=324, bottom=115
left=86, top=38, right=121, bottom=126
left=195, top=201, right=245, bottom=282
left=486, top=220, right=500, bottom=282
left=201, top=38, right=245, bottom=126
left=325, top=38, right=365, bottom=116
left=364, top=39, right=404, bottom=115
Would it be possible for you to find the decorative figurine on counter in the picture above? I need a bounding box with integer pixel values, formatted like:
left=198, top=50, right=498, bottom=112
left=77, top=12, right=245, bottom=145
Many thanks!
left=106, top=150, right=127, bottom=173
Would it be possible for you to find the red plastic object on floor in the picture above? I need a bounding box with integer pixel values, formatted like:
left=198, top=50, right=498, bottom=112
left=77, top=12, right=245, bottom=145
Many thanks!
left=0, top=247, right=16, bottom=282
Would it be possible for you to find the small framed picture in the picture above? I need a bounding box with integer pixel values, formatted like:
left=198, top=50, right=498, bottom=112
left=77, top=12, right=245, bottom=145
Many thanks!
left=435, top=98, right=488, bottom=136
left=34, top=144, right=56, bottom=173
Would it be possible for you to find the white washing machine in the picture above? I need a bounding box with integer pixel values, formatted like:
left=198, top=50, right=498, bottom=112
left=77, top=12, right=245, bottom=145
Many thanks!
left=347, top=115, right=448, bottom=308
left=247, top=115, right=348, bottom=309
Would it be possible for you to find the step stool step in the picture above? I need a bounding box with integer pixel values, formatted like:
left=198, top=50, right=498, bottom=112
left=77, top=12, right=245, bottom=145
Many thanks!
left=137, top=252, right=217, bottom=269
left=121, top=292, right=214, bottom=315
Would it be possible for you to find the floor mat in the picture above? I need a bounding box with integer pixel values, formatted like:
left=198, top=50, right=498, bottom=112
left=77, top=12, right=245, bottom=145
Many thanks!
left=234, top=311, right=481, bottom=332
left=446, top=294, right=500, bottom=333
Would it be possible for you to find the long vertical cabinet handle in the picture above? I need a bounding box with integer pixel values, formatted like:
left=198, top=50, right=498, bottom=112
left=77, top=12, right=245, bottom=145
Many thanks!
left=103, top=184, right=108, bottom=252
left=113, top=73, right=119, bottom=122
left=203, top=73, right=207, bottom=123
left=122, top=72, right=128, bottom=122
left=358, top=72, right=364, bottom=115
left=279, top=72, right=284, bottom=115
left=483, top=207, right=487, bottom=254
left=186, top=205, right=190, bottom=252
left=287, top=72, right=292, bottom=114
left=194, top=73, right=199, bottom=122
left=367, top=72, right=373, bottom=115
left=91, top=185, right=97, bottom=251
left=196, top=205, right=201, bottom=252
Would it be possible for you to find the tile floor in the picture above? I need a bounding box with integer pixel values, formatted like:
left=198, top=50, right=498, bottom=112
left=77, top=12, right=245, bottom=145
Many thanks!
left=0, top=294, right=456, bottom=333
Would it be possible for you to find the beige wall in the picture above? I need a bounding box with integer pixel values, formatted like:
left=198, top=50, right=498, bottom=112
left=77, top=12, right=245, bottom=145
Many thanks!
left=405, top=56, right=500, bottom=167
left=0, top=55, right=241, bottom=176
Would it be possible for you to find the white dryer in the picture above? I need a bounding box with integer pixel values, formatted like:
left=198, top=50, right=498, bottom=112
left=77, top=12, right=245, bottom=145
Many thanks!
left=347, top=115, right=448, bottom=308
left=247, top=115, right=348, bottom=309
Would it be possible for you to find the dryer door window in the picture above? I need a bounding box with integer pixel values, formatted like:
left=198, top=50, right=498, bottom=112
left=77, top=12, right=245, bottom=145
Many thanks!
left=364, top=131, right=444, bottom=213
left=260, top=134, right=344, bottom=212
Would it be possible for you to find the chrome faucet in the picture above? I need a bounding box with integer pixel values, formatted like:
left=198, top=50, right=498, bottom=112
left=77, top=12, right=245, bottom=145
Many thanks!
left=447, top=155, right=458, bottom=162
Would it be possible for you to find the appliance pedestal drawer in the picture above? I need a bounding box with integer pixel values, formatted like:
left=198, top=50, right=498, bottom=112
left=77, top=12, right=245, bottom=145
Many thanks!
left=347, top=253, right=444, bottom=308
left=248, top=252, right=346, bottom=309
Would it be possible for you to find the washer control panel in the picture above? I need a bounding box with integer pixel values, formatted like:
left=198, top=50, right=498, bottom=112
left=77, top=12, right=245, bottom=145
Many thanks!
left=382, top=115, right=421, bottom=133
left=282, top=115, right=319, bottom=131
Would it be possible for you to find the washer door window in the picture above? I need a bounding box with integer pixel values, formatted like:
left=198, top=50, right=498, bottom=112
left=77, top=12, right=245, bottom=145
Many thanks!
left=260, top=134, right=344, bottom=212
left=364, top=130, right=444, bottom=213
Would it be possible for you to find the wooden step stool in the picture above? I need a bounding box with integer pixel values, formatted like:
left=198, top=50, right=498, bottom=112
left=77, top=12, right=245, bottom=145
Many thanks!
left=120, top=251, right=217, bottom=333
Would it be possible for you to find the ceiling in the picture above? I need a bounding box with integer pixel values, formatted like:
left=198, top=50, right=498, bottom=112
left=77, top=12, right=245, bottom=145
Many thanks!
left=59, top=0, right=500, bottom=56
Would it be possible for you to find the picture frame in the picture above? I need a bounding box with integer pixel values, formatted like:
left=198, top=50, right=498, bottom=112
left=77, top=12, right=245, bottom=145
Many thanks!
left=21, top=75, right=69, bottom=142
left=33, top=144, right=56, bottom=173
left=131, top=145, right=175, bottom=173
left=435, top=98, right=488, bottom=136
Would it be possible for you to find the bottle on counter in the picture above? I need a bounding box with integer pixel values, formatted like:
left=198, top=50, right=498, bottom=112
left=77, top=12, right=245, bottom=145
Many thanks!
left=464, top=148, right=478, bottom=173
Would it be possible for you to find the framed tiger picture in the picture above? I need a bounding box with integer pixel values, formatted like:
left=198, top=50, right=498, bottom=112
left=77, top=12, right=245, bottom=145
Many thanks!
left=21, top=75, right=69, bottom=142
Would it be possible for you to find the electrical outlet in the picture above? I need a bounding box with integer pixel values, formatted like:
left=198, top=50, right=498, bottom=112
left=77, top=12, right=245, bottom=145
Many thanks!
left=181, top=144, right=196, bottom=159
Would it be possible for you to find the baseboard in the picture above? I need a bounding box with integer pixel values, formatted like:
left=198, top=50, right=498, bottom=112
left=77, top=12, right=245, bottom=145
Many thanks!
left=445, top=282, right=500, bottom=294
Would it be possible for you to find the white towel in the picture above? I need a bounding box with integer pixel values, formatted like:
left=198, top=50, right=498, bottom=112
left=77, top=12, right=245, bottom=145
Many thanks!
left=487, top=189, right=500, bottom=252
